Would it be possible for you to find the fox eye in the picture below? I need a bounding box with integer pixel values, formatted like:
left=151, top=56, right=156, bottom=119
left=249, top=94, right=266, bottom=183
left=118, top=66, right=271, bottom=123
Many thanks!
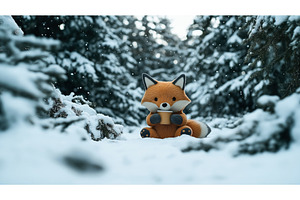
left=154, top=97, right=158, bottom=101
left=172, top=97, right=176, bottom=101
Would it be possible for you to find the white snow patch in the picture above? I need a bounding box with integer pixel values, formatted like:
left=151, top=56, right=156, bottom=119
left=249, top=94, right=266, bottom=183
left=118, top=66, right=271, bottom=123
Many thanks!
left=202, top=32, right=215, bottom=44
left=0, top=123, right=300, bottom=184
left=0, top=15, right=23, bottom=35
left=292, top=26, right=300, bottom=40
left=257, top=95, right=280, bottom=106
left=227, top=32, right=242, bottom=44
left=274, top=16, right=289, bottom=25
left=0, top=64, right=46, bottom=98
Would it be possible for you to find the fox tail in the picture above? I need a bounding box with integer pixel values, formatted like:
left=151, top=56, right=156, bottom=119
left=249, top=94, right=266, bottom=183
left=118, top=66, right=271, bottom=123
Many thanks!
left=187, top=119, right=211, bottom=138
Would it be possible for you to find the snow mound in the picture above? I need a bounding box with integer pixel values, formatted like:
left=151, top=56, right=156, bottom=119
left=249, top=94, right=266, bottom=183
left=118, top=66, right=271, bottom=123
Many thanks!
left=184, top=91, right=300, bottom=156
left=47, top=89, right=123, bottom=141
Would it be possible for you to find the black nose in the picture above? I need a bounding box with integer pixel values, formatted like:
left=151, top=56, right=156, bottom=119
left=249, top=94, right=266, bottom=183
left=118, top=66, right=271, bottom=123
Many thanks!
left=162, top=103, right=167, bottom=107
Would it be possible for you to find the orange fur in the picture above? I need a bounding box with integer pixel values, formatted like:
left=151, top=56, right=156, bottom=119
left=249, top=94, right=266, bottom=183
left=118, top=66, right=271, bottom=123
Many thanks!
left=140, top=74, right=210, bottom=139
left=141, top=81, right=191, bottom=109
left=186, top=120, right=202, bottom=138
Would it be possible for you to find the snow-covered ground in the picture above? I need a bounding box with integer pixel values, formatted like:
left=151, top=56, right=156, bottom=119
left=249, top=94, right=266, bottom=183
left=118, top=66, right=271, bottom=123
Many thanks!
left=1, top=119, right=299, bottom=184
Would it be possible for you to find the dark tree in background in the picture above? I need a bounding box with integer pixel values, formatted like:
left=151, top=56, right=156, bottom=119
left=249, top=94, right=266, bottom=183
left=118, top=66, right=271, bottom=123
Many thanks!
left=13, top=15, right=300, bottom=128
left=182, top=15, right=300, bottom=120
left=126, top=16, right=184, bottom=83
left=13, top=15, right=185, bottom=125
left=182, top=16, right=250, bottom=117
left=244, top=16, right=300, bottom=99
left=14, top=16, right=145, bottom=125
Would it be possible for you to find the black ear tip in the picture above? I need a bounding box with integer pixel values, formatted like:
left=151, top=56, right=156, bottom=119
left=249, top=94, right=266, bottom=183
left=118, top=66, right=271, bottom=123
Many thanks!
left=142, top=73, right=150, bottom=78
left=142, top=73, right=158, bottom=89
left=172, top=74, right=186, bottom=90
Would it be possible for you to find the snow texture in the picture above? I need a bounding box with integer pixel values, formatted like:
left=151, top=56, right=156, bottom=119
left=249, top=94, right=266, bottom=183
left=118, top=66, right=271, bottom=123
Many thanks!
left=227, top=32, right=242, bottom=44
left=0, top=15, right=23, bottom=35
left=0, top=64, right=46, bottom=98
left=1, top=91, right=300, bottom=184
left=47, top=89, right=123, bottom=141
left=274, top=16, right=289, bottom=26
left=1, top=119, right=299, bottom=184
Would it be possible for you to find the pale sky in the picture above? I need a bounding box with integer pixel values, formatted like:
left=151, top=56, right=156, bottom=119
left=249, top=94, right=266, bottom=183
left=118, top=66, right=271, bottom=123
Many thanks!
left=168, top=15, right=195, bottom=40
left=135, top=15, right=195, bottom=40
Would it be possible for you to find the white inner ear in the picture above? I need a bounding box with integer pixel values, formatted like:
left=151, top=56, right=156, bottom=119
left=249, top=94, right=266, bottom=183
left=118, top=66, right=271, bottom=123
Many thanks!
left=174, top=77, right=184, bottom=89
left=145, top=77, right=156, bottom=89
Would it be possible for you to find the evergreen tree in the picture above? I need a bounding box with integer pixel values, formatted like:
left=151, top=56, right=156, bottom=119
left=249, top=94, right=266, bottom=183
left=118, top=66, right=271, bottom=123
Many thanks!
left=244, top=16, right=300, bottom=100
left=127, top=16, right=183, bottom=82
left=0, top=16, right=65, bottom=130
left=183, top=16, right=250, bottom=118
left=13, top=16, right=145, bottom=125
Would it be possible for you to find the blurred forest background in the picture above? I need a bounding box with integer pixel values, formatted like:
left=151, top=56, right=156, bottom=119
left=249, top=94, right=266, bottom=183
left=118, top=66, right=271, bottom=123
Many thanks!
left=10, top=16, right=300, bottom=122
left=0, top=15, right=300, bottom=155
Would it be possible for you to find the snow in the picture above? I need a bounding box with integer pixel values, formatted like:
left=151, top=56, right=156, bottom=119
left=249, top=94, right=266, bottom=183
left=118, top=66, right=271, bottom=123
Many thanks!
left=257, top=95, right=280, bottom=106
left=292, top=26, right=300, bottom=40
left=275, top=92, right=300, bottom=123
left=68, top=52, right=98, bottom=81
left=1, top=119, right=300, bottom=184
left=0, top=15, right=23, bottom=35
left=0, top=64, right=46, bottom=98
left=1, top=15, right=300, bottom=186
left=2, top=89, right=300, bottom=185
left=274, top=16, right=289, bottom=25
left=103, top=37, right=119, bottom=49
left=43, top=64, right=66, bottom=75
left=202, top=32, right=215, bottom=44
left=288, top=16, right=300, bottom=22
left=215, top=69, right=260, bottom=95
left=49, top=90, right=123, bottom=140
left=217, top=52, right=238, bottom=65
left=250, top=16, right=264, bottom=36
left=227, top=32, right=242, bottom=44
left=0, top=92, right=36, bottom=125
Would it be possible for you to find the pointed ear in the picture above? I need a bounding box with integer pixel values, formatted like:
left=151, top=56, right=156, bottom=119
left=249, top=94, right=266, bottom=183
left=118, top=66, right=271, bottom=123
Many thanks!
left=172, top=74, right=186, bottom=90
left=142, top=73, right=158, bottom=89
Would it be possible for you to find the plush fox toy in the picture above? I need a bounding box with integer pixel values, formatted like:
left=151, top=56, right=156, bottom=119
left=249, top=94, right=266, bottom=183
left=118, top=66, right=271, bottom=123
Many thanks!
left=140, top=73, right=211, bottom=139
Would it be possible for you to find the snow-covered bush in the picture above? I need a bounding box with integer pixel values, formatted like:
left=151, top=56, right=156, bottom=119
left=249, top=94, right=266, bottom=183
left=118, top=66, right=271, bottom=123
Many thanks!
left=47, top=89, right=123, bottom=141
left=183, top=89, right=300, bottom=156
left=0, top=16, right=65, bottom=130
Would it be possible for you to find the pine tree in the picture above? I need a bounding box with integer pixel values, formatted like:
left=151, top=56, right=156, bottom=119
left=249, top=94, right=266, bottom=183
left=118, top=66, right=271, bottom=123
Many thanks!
left=183, top=16, right=250, bottom=118
left=182, top=15, right=300, bottom=155
left=127, top=16, right=183, bottom=82
left=0, top=16, right=65, bottom=130
left=14, top=16, right=145, bottom=125
left=244, top=16, right=300, bottom=100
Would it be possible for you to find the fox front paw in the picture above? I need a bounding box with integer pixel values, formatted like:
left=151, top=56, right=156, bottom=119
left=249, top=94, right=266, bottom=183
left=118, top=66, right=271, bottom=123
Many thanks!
left=140, top=129, right=150, bottom=138
left=150, top=113, right=161, bottom=124
left=171, top=114, right=183, bottom=125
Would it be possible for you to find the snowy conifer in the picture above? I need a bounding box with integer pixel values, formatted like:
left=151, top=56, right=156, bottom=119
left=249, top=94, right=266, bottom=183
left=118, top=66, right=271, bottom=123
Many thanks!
left=0, top=16, right=65, bottom=130
left=127, top=16, right=183, bottom=82
left=244, top=16, right=300, bottom=100
left=14, top=16, right=145, bottom=125
left=183, top=16, right=249, bottom=117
